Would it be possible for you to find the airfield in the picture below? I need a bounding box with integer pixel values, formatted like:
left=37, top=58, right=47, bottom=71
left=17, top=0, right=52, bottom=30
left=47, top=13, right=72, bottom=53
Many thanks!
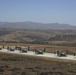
left=0, top=49, right=76, bottom=61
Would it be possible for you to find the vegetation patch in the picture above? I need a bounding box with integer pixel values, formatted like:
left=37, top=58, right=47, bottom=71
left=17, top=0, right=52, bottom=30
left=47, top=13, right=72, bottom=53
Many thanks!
left=0, top=53, right=76, bottom=75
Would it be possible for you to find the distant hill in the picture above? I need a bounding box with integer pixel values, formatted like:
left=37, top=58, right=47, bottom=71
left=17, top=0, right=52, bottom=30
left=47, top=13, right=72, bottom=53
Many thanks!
left=0, top=28, right=76, bottom=46
left=0, top=21, right=76, bottom=29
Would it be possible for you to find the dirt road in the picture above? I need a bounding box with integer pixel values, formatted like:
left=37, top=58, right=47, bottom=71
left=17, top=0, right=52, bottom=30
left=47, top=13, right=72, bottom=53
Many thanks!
left=0, top=49, right=76, bottom=61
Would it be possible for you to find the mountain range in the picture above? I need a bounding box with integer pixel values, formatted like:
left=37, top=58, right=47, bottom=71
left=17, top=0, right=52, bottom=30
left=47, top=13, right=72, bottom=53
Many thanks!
left=0, top=21, right=76, bottom=30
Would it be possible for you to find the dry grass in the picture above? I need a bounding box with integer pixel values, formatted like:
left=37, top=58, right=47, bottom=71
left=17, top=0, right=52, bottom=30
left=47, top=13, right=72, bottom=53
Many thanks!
left=0, top=29, right=76, bottom=75
left=0, top=52, right=76, bottom=75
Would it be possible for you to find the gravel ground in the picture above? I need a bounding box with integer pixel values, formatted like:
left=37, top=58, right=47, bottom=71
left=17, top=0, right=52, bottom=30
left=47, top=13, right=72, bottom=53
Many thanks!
left=0, top=49, right=76, bottom=61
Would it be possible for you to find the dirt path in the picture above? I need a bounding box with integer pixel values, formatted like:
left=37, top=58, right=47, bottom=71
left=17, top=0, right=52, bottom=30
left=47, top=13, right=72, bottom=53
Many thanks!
left=0, top=49, right=76, bottom=61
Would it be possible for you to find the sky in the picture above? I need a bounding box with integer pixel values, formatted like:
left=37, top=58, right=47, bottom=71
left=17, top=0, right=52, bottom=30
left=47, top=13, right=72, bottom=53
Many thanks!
left=0, top=0, right=76, bottom=25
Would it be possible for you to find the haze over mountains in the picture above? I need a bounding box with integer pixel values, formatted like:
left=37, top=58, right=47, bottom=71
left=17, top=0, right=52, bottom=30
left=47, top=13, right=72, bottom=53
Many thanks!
left=0, top=21, right=76, bottom=30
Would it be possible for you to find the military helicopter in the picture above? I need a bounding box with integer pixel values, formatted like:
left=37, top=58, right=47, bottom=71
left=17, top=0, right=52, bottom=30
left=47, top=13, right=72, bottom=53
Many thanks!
left=56, top=51, right=67, bottom=57
left=35, top=49, right=43, bottom=54
left=9, top=48, right=15, bottom=51
left=20, top=48, right=28, bottom=53
left=0, top=48, right=2, bottom=50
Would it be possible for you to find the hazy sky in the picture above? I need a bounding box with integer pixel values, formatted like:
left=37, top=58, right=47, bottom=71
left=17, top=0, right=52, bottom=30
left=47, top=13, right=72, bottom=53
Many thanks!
left=0, top=0, right=76, bottom=25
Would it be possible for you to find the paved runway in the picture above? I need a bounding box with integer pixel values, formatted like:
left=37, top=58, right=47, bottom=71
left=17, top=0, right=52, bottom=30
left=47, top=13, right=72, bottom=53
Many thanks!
left=0, top=49, right=76, bottom=61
